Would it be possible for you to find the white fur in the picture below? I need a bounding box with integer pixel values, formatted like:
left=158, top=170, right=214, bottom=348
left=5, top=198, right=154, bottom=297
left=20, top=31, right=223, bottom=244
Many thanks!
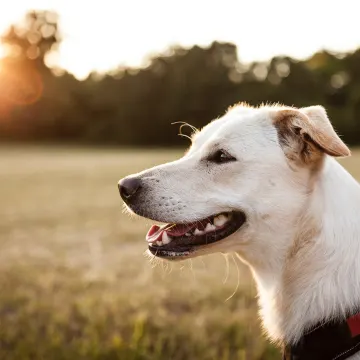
left=122, top=104, right=360, bottom=358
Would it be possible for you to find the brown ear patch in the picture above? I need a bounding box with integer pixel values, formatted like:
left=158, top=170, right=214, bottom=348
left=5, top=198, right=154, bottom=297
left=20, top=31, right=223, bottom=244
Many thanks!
left=271, top=109, right=321, bottom=166
left=300, top=106, right=351, bottom=157
left=271, top=107, right=350, bottom=167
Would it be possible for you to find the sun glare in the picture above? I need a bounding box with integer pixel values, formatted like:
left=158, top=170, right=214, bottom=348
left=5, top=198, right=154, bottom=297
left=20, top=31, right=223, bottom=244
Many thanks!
left=0, top=45, right=5, bottom=73
left=0, top=0, right=359, bottom=79
left=0, top=44, right=6, bottom=59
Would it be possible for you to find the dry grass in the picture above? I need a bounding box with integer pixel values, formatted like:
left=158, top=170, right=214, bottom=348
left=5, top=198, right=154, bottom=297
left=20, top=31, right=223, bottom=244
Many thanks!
left=1, top=145, right=359, bottom=360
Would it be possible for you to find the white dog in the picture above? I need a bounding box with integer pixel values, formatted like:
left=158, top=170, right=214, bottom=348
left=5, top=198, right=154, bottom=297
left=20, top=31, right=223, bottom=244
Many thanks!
left=119, top=104, right=360, bottom=359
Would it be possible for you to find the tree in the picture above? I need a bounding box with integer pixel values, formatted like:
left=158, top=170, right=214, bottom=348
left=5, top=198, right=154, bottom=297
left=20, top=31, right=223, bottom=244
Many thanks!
left=0, top=10, right=360, bottom=145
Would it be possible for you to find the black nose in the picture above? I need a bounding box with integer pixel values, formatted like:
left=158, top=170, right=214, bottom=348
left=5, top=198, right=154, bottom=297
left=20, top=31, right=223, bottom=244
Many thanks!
left=118, top=177, right=141, bottom=201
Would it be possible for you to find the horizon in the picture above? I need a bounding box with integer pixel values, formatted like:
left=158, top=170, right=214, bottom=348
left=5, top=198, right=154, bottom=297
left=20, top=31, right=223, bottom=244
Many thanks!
left=0, top=0, right=359, bottom=80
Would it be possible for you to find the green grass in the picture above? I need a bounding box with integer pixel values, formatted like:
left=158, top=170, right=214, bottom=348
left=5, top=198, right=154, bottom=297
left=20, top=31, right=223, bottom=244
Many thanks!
left=0, top=145, right=359, bottom=360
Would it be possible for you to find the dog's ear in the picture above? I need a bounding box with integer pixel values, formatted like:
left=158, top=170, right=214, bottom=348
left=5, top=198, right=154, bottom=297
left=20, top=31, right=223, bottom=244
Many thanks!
left=271, top=106, right=350, bottom=164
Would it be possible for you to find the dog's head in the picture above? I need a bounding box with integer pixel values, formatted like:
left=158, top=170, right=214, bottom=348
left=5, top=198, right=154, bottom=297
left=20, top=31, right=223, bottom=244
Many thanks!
left=118, top=104, right=350, bottom=262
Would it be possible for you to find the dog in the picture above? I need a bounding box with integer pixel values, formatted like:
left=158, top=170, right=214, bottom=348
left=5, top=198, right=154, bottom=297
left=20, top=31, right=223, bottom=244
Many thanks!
left=119, top=104, right=360, bottom=359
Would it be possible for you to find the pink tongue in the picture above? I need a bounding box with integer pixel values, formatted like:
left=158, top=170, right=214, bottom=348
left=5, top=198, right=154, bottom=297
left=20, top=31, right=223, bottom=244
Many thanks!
left=147, top=225, right=160, bottom=237
left=146, top=225, right=162, bottom=243
left=146, top=223, right=197, bottom=243
left=166, top=223, right=196, bottom=236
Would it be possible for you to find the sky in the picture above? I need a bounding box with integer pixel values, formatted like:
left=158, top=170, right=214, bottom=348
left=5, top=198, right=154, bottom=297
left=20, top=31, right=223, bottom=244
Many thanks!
left=0, top=0, right=359, bottom=80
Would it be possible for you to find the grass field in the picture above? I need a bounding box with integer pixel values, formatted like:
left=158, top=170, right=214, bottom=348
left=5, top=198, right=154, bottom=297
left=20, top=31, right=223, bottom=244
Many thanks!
left=1, top=145, right=359, bottom=360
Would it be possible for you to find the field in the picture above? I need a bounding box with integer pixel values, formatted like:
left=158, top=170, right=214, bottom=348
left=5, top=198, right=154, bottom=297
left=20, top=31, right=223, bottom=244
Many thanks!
left=1, top=145, right=359, bottom=360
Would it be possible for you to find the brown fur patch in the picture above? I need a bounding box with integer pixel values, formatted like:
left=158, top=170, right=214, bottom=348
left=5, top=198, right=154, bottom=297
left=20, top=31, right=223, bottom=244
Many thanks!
left=271, top=109, right=323, bottom=169
left=270, top=108, right=349, bottom=171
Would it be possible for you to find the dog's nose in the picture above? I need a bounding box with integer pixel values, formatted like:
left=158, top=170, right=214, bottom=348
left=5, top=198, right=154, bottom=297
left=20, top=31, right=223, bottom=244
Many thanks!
left=118, top=177, right=141, bottom=201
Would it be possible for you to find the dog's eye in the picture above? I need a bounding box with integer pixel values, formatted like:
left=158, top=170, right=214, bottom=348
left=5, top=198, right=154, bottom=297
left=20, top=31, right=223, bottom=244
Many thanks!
left=208, top=150, right=236, bottom=164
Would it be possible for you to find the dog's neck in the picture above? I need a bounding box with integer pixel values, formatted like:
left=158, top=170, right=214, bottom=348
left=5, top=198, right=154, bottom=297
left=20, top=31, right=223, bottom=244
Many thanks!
left=243, top=157, right=360, bottom=346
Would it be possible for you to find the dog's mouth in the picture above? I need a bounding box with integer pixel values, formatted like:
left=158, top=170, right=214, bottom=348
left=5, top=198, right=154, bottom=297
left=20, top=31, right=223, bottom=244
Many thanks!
left=146, top=211, right=246, bottom=259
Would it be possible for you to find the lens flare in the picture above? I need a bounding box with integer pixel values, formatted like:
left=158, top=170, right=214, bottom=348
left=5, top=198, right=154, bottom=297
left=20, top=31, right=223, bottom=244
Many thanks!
left=0, top=64, right=43, bottom=105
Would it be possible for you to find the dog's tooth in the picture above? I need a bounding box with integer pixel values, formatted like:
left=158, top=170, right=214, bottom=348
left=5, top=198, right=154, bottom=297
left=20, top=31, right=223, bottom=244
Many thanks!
left=162, top=231, right=171, bottom=245
left=205, top=223, right=216, bottom=232
left=185, top=232, right=191, bottom=237
left=213, top=214, right=228, bottom=227
left=194, top=228, right=204, bottom=235
left=156, top=240, right=163, bottom=246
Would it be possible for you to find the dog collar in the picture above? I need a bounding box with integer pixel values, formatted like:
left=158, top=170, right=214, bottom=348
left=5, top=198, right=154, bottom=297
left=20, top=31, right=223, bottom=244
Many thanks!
left=283, top=313, right=360, bottom=360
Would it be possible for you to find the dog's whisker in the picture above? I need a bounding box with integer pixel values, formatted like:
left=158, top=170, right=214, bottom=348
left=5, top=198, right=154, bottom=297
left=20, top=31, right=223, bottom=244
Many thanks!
left=222, top=253, right=230, bottom=285
left=171, top=121, right=199, bottom=143
left=144, top=250, right=163, bottom=271
left=225, top=253, right=240, bottom=302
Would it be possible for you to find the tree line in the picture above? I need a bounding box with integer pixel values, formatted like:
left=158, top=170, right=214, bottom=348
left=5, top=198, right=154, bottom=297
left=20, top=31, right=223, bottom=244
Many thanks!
left=0, top=11, right=359, bottom=146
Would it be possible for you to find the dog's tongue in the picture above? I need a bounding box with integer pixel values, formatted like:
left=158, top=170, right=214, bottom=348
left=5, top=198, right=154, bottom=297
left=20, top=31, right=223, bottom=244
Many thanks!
left=146, top=223, right=196, bottom=243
